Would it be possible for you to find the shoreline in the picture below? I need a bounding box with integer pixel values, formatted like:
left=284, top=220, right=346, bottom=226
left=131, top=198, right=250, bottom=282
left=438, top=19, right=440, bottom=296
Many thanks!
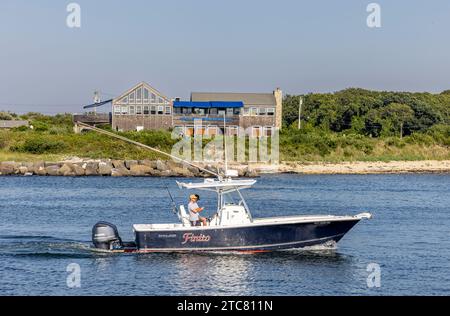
left=254, top=160, right=450, bottom=175
left=1, top=159, right=450, bottom=177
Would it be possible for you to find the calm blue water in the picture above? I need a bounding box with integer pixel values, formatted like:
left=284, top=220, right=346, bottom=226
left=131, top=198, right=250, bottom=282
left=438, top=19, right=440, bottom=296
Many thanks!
left=0, top=174, right=449, bottom=296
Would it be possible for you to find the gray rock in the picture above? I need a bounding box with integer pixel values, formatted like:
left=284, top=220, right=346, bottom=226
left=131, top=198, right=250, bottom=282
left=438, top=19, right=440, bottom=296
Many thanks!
left=45, top=165, right=60, bottom=176
left=167, top=160, right=183, bottom=170
left=98, top=162, right=113, bottom=176
left=23, top=162, right=36, bottom=173
left=44, top=162, right=61, bottom=168
left=160, top=170, right=175, bottom=177
left=125, top=160, right=138, bottom=169
left=0, top=162, right=16, bottom=175
left=156, top=160, right=168, bottom=171
left=245, top=169, right=259, bottom=178
left=187, top=165, right=200, bottom=176
left=18, top=166, right=29, bottom=175
left=130, top=165, right=153, bottom=176
left=33, top=161, right=45, bottom=173
left=111, top=167, right=130, bottom=177
left=73, top=164, right=85, bottom=176
left=58, top=164, right=75, bottom=176
left=85, top=162, right=99, bottom=176
left=149, top=169, right=162, bottom=177
left=111, top=168, right=122, bottom=177
left=139, top=160, right=157, bottom=169
left=112, top=160, right=125, bottom=169
left=119, top=167, right=131, bottom=176
left=35, top=166, right=47, bottom=176
left=171, top=166, right=194, bottom=178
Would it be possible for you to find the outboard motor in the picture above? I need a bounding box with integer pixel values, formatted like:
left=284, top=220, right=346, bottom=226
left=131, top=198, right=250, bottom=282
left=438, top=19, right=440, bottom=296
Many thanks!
left=92, top=222, right=123, bottom=251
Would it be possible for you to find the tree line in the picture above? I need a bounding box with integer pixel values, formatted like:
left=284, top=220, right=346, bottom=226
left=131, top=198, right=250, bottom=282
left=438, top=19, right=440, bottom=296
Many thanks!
left=283, top=88, right=450, bottom=138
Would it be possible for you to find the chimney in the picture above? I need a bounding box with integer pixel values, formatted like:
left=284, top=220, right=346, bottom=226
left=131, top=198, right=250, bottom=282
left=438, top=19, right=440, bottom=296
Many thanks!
left=273, top=88, right=283, bottom=130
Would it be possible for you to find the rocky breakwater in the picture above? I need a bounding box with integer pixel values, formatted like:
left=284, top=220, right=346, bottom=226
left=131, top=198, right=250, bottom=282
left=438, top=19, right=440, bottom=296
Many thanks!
left=0, top=159, right=259, bottom=178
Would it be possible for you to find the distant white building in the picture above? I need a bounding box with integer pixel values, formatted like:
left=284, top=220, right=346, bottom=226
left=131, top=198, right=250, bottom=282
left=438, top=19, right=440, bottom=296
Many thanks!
left=0, top=120, right=29, bottom=129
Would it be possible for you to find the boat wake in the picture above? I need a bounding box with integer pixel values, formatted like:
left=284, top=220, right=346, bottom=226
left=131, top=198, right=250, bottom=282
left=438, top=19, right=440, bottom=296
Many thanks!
left=284, top=240, right=338, bottom=252
left=0, top=235, right=95, bottom=259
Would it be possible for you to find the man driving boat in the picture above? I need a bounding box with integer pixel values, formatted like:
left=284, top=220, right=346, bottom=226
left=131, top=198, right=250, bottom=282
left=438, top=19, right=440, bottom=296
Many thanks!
left=188, top=194, right=207, bottom=227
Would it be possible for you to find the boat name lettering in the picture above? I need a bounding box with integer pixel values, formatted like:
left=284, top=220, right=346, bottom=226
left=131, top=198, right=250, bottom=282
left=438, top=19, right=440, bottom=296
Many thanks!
left=158, top=234, right=177, bottom=238
left=182, top=233, right=211, bottom=245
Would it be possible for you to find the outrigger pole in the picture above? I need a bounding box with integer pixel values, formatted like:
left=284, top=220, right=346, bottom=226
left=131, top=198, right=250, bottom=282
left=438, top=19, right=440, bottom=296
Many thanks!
left=75, top=122, right=220, bottom=178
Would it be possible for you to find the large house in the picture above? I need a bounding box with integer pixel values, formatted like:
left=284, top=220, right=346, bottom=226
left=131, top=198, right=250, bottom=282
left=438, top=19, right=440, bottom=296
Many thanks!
left=110, top=82, right=283, bottom=136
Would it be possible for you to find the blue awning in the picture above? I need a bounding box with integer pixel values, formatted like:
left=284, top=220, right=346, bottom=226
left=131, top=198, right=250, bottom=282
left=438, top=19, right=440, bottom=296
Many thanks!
left=173, top=101, right=244, bottom=109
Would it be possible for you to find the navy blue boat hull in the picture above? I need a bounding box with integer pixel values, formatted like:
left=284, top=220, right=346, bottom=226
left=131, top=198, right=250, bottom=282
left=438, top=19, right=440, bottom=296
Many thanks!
left=134, top=220, right=361, bottom=252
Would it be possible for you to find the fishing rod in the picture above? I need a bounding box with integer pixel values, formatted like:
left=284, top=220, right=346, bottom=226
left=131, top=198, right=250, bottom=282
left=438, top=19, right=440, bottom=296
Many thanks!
left=76, top=122, right=220, bottom=178
left=165, top=186, right=178, bottom=215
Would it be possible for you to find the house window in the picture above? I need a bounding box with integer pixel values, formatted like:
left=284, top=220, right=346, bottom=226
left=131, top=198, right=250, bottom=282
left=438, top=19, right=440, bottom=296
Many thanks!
left=174, top=107, right=182, bottom=114
left=136, top=88, right=142, bottom=103
left=165, top=106, right=171, bottom=115
left=226, top=108, right=234, bottom=116
left=185, top=126, right=195, bottom=137
left=158, top=97, right=164, bottom=104
left=114, top=106, right=121, bottom=115
left=158, top=106, right=164, bottom=115
left=193, top=108, right=205, bottom=115
left=150, top=93, right=156, bottom=103
left=250, top=107, right=258, bottom=116
left=252, top=126, right=262, bottom=137
left=121, top=106, right=128, bottom=115
left=144, top=106, right=150, bottom=115
left=267, top=108, right=275, bottom=116
left=243, top=108, right=250, bottom=116
left=120, top=97, right=128, bottom=104
left=209, top=108, right=218, bottom=115
left=129, top=92, right=135, bottom=103
left=183, top=108, right=192, bottom=114
left=143, top=89, right=149, bottom=103
left=151, top=105, right=156, bottom=115
left=234, top=108, right=241, bottom=115
left=136, top=106, right=142, bottom=115
left=258, top=108, right=266, bottom=116
left=227, top=126, right=239, bottom=136
left=208, top=126, right=219, bottom=136
left=129, top=106, right=136, bottom=115
left=195, top=126, right=206, bottom=136
left=264, top=126, right=274, bottom=136
left=218, top=109, right=226, bottom=116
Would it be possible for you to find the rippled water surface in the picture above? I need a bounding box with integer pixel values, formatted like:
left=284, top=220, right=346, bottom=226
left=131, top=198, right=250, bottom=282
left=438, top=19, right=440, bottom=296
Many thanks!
left=1, top=174, right=449, bottom=295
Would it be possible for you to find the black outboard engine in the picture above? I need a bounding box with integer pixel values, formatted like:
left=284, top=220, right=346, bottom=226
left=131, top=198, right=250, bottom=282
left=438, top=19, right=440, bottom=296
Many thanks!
left=92, top=222, right=123, bottom=251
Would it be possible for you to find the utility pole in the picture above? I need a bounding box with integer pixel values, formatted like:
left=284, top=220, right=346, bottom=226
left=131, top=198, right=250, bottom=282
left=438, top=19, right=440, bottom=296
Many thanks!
left=298, top=96, right=303, bottom=130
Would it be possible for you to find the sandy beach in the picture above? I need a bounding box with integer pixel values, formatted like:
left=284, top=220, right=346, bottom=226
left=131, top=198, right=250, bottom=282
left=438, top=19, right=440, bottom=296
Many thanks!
left=247, top=160, right=450, bottom=175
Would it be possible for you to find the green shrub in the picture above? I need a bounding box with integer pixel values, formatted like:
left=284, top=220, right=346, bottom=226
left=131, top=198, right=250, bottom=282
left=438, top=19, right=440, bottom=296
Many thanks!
left=15, top=138, right=67, bottom=154
left=31, top=121, right=50, bottom=132
left=12, top=125, right=30, bottom=132
left=49, top=126, right=71, bottom=135
left=0, top=112, right=13, bottom=120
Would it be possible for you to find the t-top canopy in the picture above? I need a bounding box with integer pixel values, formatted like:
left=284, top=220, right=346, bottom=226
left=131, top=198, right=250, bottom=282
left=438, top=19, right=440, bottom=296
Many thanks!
left=176, top=179, right=257, bottom=191
left=173, top=101, right=244, bottom=109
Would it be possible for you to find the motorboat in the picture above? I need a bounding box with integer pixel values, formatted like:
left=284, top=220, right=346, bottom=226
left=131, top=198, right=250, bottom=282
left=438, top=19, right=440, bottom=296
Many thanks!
left=79, top=122, right=372, bottom=253
left=92, top=177, right=372, bottom=253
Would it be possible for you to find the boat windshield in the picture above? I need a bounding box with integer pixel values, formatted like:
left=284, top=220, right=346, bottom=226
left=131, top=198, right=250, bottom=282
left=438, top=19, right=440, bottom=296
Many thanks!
left=222, top=190, right=244, bottom=207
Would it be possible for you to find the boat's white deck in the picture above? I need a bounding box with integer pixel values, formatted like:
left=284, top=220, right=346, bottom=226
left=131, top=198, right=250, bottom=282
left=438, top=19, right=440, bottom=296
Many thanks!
left=133, top=213, right=371, bottom=232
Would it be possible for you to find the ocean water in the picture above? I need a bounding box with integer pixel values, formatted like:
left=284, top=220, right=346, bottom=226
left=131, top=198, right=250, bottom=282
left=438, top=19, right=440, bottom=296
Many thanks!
left=0, top=174, right=449, bottom=296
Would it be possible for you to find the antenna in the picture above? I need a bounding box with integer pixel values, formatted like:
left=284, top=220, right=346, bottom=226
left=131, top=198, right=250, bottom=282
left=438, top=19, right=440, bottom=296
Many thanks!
left=93, top=91, right=101, bottom=114
left=223, top=112, right=228, bottom=175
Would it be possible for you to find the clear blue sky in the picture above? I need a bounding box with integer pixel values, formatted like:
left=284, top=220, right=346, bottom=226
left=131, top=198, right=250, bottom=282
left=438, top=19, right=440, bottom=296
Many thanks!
left=1, top=0, right=449, bottom=114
